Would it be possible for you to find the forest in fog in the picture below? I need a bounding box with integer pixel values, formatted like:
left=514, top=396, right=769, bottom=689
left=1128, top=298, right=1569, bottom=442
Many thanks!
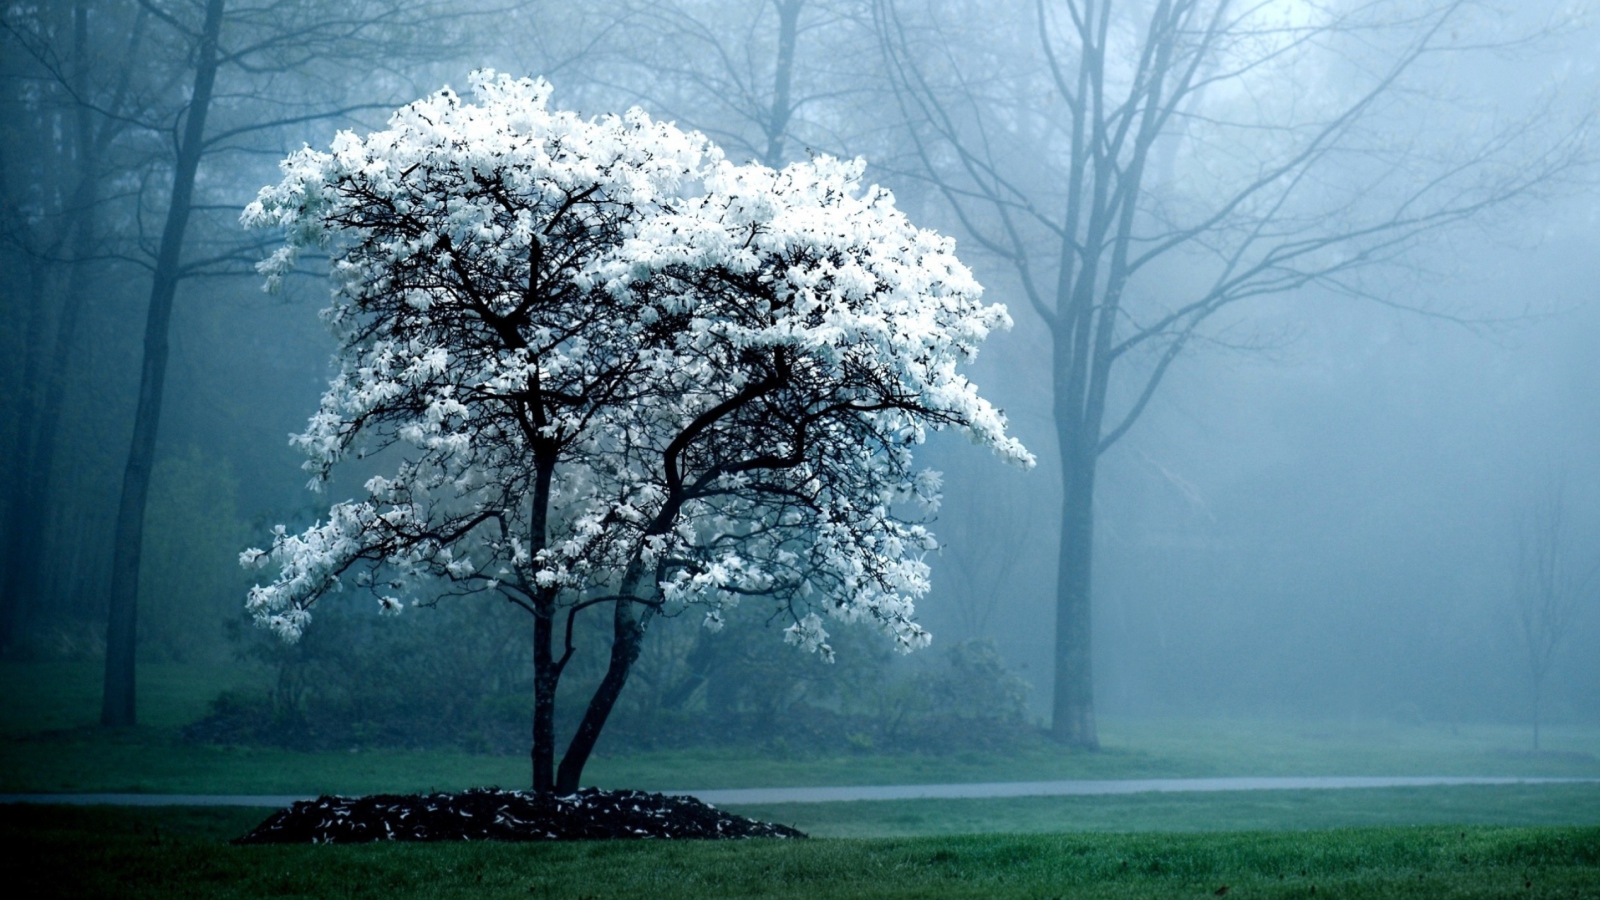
left=1, top=0, right=1597, bottom=758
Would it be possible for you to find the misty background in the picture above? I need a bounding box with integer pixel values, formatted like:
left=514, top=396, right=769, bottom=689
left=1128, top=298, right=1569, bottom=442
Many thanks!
left=1, top=0, right=1596, bottom=749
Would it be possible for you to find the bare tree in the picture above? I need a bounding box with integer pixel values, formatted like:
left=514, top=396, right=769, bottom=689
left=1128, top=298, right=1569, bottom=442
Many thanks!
left=1513, top=482, right=1596, bottom=750
left=589, top=0, right=891, bottom=168
left=0, top=0, right=151, bottom=650
left=41, top=0, right=492, bottom=726
left=876, top=0, right=1592, bottom=747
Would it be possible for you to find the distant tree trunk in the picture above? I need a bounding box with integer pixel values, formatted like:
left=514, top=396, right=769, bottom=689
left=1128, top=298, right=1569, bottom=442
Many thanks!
left=1532, top=682, right=1542, bottom=751
left=15, top=259, right=93, bottom=631
left=1, top=0, right=145, bottom=653
left=0, top=259, right=53, bottom=649
left=555, top=565, right=652, bottom=795
left=1513, top=481, right=1594, bottom=755
left=660, top=636, right=720, bottom=710
left=9, top=0, right=108, bottom=644
left=761, top=0, right=802, bottom=168
left=101, top=0, right=225, bottom=727
left=1052, top=438, right=1099, bottom=749
left=0, top=217, right=94, bottom=655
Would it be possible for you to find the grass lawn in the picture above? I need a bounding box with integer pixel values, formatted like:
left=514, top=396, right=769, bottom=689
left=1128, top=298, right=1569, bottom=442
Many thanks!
left=729, top=783, right=1600, bottom=838
left=5, top=660, right=1600, bottom=797
left=4, top=804, right=1598, bottom=899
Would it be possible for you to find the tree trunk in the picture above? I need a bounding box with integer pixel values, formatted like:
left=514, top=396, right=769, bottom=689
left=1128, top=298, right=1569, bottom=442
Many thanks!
left=10, top=212, right=94, bottom=636
left=4, top=1, right=146, bottom=652
left=6, top=0, right=105, bottom=651
left=555, top=571, right=651, bottom=794
left=532, top=598, right=556, bottom=795
left=661, top=635, right=719, bottom=710
left=1532, top=679, right=1542, bottom=751
left=1051, top=431, right=1099, bottom=749
left=761, top=0, right=802, bottom=168
left=0, top=259, right=52, bottom=650
left=101, top=0, right=225, bottom=727
left=526, top=450, right=557, bottom=796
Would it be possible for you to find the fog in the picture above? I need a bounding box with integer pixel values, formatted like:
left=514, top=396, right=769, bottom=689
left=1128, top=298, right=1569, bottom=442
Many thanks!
left=932, top=216, right=1600, bottom=725
left=2, top=0, right=1596, bottom=763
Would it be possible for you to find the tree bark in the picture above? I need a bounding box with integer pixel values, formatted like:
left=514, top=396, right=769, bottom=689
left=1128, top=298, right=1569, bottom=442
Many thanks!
left=532, top=597, right=556, bottom=794
left=101, top=0, right=225, bottom=727
left=555, top=567, right=651, bottom=795
left=1051, top=427, right=1099, bottom=749
left=0, top=259, right=52, bottom=650
left=524, top=390, right=559, bottom=794
left=761, top=0, right=803, bottom=168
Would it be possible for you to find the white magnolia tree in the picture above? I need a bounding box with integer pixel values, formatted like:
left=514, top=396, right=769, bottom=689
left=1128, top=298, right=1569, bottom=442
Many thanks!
left=241, top=72, right=1030, bottom=795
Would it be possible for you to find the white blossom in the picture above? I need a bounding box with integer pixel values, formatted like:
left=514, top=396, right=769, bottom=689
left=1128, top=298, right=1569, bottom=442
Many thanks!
left=240, top=72, right=1028, bottom=662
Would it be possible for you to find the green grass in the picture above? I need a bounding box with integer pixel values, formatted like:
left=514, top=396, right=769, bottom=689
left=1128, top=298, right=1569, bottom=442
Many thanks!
left=5, top=660, right=1599, bottom=797
left=4, top=805, right=1598, bottom=898
left=729, top=784, right=1600, bottom=838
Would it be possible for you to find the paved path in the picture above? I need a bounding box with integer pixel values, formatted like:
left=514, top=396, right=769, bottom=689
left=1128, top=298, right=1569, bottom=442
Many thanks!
left=683, top=776, right=1598, bottom=806
left=1, top=776, right=1592, bottom=808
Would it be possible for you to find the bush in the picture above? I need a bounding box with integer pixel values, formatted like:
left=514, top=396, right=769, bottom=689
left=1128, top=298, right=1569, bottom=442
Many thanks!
left=138, top=448, right=253, bottom=663
left=189, top=597, right=535, bottom=751
left=188, top=595, right=1040, bottom=756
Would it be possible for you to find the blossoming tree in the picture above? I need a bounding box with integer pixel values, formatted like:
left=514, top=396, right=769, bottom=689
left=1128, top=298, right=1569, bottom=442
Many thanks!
left=242, top=72, right=1030, bottom=795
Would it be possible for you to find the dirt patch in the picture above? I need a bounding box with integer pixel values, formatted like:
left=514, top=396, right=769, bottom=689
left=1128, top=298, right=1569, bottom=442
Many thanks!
left=233, top=787, right=806, bottom=843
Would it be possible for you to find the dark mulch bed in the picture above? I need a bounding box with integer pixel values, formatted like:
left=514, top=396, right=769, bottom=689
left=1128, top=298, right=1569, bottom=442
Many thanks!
left=233, top=787, right=806, bottom=843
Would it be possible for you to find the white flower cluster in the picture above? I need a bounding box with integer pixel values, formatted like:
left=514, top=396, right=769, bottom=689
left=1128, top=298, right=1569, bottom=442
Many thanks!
left=240, top=71, right=1030, bottom=655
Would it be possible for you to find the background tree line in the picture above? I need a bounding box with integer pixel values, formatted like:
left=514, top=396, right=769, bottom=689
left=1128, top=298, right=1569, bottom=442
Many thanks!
left=1, top=0, right=1595, bottom=750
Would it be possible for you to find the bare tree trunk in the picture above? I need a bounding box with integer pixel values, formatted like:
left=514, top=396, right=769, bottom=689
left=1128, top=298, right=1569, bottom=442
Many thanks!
left=2, top=1, right=144, bottom=653
left=1532, top=680, right=1542, bottom=751
left=527, top=429, right=559, bottom=795
left=532, top=599, right=556, bottom=794
left=101, top=0, right=225, bottom=728
left=761, top=0, right=802, bottom=168
left=1513, top=481, right=1594, bottom=755
left=0, top=259, right=52, bottom=649
left=1052, top=431, right=1099, bottom=749
left=0, top=250, right=93, bottom=656
left=7, top=0, right=105, bottom=648
left=660, top=635, right=719, bottom=710
left=11, top=206, right=94, bottom=636
left=555, top=567, right=651, bottom=795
